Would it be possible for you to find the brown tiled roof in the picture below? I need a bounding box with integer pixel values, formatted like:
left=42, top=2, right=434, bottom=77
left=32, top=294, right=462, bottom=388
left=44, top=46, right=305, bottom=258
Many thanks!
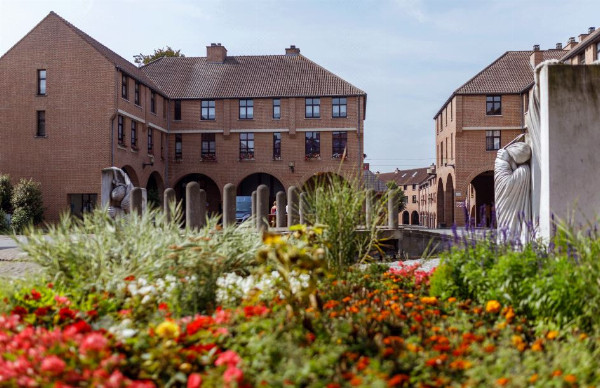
left=561, top=28, right=600, bottom=60
left=363, top=170, right=387, bottom=192
left=434, top=50, right=566, bottom=118
left=378, top=167, right=430, bottom=187
left=142, top=55, right=366, bottom=99
left=47, top=12, right=164, bottom=94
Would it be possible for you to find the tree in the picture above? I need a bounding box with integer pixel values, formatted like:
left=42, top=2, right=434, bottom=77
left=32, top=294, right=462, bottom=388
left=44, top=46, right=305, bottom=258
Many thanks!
left=386, top=181, right=406, bottom=213
left=10, top=178, right=44, bottom=232
left=134, top=46, right=185, bottom=66
left=0, top=174, right=12, bottom=213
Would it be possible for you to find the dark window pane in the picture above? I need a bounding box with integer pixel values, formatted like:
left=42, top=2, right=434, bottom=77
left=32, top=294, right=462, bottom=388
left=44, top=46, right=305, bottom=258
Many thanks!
left=174, top=100, right=182, bottom=120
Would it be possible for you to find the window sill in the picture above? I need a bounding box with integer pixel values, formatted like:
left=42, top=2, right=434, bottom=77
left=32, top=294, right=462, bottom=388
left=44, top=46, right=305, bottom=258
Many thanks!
left=36, top=94, right=47, bottom=97
left=237, top=118, right=254, bottom=121
left=239, top=158, right=255, bottom=162
left=272, top=157, right=282, bottom=161
left=201, top=158, right=218, bottom=163
left=150, top=111, right=157, bottom=116
left=34, top=135, right=47, bottom=139
left=134, top=103, right=142, bottom=109
left=131, top=147, right=139, bottom=153
left=201, top=118, right=216, bottom=121
left=485, top=114, right=503, bottom=117
left=117, top=145, right=127, bottom=150
left=121, top=97, right=130, bottom=102
left=174, top=159, right=183, bottom=163
left=272, top=117, right=281, bottom=120
left=332, top=116, right=348, bottom=119
left=304, top=117, right=321, bottom=120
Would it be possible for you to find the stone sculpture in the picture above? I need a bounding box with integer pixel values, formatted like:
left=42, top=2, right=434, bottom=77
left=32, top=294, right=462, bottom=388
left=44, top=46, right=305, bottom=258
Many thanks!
left=101, top=167, right=134, bottom=218
left=494, top=136, right=532, bottom=240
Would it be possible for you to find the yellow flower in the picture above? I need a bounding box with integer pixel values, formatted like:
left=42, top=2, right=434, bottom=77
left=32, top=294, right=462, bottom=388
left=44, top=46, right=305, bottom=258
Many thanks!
left=485, top=300, right=501, bottom=313
left=420, top=296, right=437, bottom=305
left=504, top=306, right=515, bottom=322
left=546, top=330, right=559, bottom=340
left=156, top=320, right=180, bottom=339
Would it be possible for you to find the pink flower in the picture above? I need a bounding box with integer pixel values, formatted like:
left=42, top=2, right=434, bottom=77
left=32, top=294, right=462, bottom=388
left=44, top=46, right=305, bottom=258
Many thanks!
left=54, top=295, right=70, bottom=306
left=40, top=355, right=66, bottom=374
left=187, top=373, right=203, bottom=388
left=79, top=332, right=108, bottom=354
left=223, top=366, right=243, bottom=384
left=215, top=350, right=241, bottom=368
left=214, top=308, right=231, bottom=324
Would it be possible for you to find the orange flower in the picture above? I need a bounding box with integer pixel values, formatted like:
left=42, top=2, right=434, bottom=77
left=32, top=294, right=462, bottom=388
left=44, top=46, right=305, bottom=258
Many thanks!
left=486, top=300, right=501, bottom=313
left=350, top=376, right=362, bottom=386
left=496, top=377, right=509, bottom=386
left=382, top=347, right=394, bottom=357
left=579, top=333, right=588, bottom=341
left=447, top=297, right=457, bottom=303
left=552, top=369, right=563, bottom=377
left=546, top=330, right=559, bottom=340
left=342, top=296, right=352, bottom=303
left=323, top=300, right=339, bottom=309
left=449, top=359, right=472, bottom=370
left=564, top=374, right=577, bottom=383
left=484, top=344, right=496, bottom=353
left=529, top=374, right=538, bottom=383
left=387, top=374, right=410, bottom=387
left=420, top=296, right=437, bottom=305
left=504, top=306, right=515, bottom=322
left=531, top=339, right=544, bottom=352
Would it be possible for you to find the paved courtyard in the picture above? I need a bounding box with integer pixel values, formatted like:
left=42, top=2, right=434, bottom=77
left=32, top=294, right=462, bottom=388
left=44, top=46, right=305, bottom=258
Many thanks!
left=0, top=235, right=40, bottom=278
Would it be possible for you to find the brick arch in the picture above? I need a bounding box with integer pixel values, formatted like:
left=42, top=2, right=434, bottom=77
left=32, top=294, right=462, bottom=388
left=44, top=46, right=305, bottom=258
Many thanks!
left=444, top=174, right=454, bottom=227
left=461, top=165, right=496, bottom=199
left=173, top=173, right=221, bottom=215
left=436, top=177, right=444, bottom=227
left=121, top=165, right=139, bottom=187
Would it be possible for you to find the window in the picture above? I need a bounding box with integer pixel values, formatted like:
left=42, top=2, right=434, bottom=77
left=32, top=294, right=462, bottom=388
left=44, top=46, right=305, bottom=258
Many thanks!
left=579, top=53, right=586, bottom=64
left=134, top=81, right=140, bottom=105
left=596, top=42, right=600, bottom=60
left=239, top=99, right=253, bottom=119
left=332, top=97, right=347, bottom=118
left=68, top=193, right=97, bottom=218
left=201, top=100, right=215, bottom=120
left=273, top=132, right=281, bottom=160
left=150, top=91, right=156, bottom=113
left=273, top=99, right=281, bottom=119
left=174, top=100, right=181, bottom=120
left=121, top=74, right=128, bottom=99
left=148, top=127, right=153, bottom=154
left=201, top=133, right=216, bottom=161
left=412, top=184, right=417, bottom=190
left=37, top=69, right=46, bottom=95
left=117, top=115, right=125, bottom=146
left=332, top=131, right=347, bottom=158
left=131, top=121, right=137, bottom=149
left=305, top=131, right=320, bottom=159
left=175, top=134, right=182, bottom=160
left=403, top=185, right=407, bottom=191
left=486, top=130, right=501, bottom=151
left=36, top=110, right=45, bottom=137
left=305, top=98, right=320, bottom=118
left=239, top=133, right=254, bottom=159
left=486, top=95, right=501, bottom=115
left=412, top=195, right=417, bottom=204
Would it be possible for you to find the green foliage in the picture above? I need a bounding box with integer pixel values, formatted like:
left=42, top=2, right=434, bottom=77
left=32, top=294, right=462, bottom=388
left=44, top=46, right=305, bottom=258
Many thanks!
left=303, top=173, right=387, bottom=270
left=134, top=46, right=185, bottom=66
left=0, top=174, right=12, bottom=213
left=10, top=178, right=43, bottom=232
left=0, top=208, right=8, bottom=232
left=386, top=180, right=406, bottom=212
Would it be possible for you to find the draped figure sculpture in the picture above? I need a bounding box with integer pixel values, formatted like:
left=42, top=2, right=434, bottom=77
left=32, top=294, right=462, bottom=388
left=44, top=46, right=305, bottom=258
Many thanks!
left=101, top=167, right=134, bottom=218
left=494, top=137, right=532, bottom=240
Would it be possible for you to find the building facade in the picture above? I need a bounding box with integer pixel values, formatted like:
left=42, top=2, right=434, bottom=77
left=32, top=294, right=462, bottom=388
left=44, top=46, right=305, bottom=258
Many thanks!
left=378, top=167, right=431, bottom=226
left=0, top=12, right=366, bottom=221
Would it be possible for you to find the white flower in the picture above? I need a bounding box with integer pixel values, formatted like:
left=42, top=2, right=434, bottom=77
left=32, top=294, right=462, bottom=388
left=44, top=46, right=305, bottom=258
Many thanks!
left=141, top=294, right=152, bottom=304
left=127, top=284, right=138, bottom=296
left=139, top=285, right=155, bottom=296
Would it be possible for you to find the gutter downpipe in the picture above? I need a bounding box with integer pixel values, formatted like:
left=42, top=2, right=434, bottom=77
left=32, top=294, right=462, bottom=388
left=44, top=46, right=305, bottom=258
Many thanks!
left=111, top=67, right=120, bottom=166
left=165, top=100, right=170, bottom=188
left=357, top=96, right=362, bottom=178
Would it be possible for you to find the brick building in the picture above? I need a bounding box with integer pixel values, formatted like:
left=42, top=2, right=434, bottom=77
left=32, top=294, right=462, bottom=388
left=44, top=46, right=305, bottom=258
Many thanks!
left=432, top=47, right=565, bottom=227
left=0, top=12, right=366, bottom=221
left=378, top=167, right=431, bottom=226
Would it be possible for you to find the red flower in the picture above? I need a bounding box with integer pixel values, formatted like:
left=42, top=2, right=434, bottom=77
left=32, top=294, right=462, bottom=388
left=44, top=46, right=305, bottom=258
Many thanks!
left=86, top=310, right=99, bottom=319
left=124, top=275, right=136, bottom=281
left=187, top=373, right=203, bottom=388
left=79, top=332, right=109, bottom=355
left=47, top=282, right=54, bottom=289
left=187, top=315, right=215, bottom=336
left=158, top=303, right=169, bottom=311
left=215, top=350, right=241, bottom=368
left=243, top=305, right=269, bottom=318
left=35, top=306, right=51, bottom=316
left=119, top=309, right=132, bottom=316
left=58, top=307, right=76, bottom=321
left=41, top=355, right=66, bottom=375
left=388, top=374, right=410, bottom=386
left=11, top=305, right=28, bottom=317
left=223, top=366, right=243, bottom=385
left=31, top=289, right=42, bottom=301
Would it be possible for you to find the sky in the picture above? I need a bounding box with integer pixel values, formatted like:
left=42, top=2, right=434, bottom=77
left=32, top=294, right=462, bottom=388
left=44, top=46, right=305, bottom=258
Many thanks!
left=1, top=0, right=600, bottom=172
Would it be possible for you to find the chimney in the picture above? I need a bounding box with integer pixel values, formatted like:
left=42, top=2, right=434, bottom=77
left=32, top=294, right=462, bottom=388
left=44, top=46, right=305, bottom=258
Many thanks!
left=556, top=42, right=563, bottom=50
left=579, top=33, right=589, bottom=42
left=530, top=44, right=543, bottom=68
left=394, top=168, right=400, bottom=174
left=207, top=43, right=227, bottom=63
left=565, top=37, right=578, bottom=50
left=285, top=45, right=300, bottom=56
left=589, top=27, right=596, bottom=34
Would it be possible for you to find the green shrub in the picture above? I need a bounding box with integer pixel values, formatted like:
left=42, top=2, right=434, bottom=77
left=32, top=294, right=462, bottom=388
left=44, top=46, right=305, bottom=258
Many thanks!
left=10, top=178, right=43, bottom=232
left=0, top=174, right=12, bottom=213
left=0, top=208, right=9, bottom=232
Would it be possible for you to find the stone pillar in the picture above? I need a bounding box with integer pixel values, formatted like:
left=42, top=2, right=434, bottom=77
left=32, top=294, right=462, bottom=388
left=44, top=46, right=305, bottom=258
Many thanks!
left=388, top=190, right=398, bottom=229
left=365, top=189, right=374, bottom=226
left=256, top=184, right=269, bottom=231
left=223, top=183, right=236, bottom=227
left=130, top=187, right=143, bottom=216
left=299, top=192, right=308, bottom=225
left=287, top=186, right=299, bottom=227
left=276, top=191, right=286, bottom=228
left=186, top=182, right=206, bottom=230
left=251, top=190, right=257, bottom=228
left=164, top=188, right=176, bottom=223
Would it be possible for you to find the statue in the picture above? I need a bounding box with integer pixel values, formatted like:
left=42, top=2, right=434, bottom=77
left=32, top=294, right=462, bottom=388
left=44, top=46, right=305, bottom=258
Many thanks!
left=494, top=135, right=532, bottom=241
left=101, top=167, right=134, bottom=218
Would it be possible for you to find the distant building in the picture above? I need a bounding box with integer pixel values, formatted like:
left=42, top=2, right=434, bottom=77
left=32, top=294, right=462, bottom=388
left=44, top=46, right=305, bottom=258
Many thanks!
left=0, top=12, right=366, bottom=221
left=378, top=167, right=431, bottom=226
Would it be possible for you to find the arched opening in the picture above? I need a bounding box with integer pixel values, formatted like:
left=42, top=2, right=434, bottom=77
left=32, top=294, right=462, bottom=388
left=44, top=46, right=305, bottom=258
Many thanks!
left=436, top=178, right=445, bottom=228
left=444, top=174, right=454, bottom=227
left=402, top=211, right=409, bottom=225
left=121, top=165, right=139, bottom=187
left=470, top=170, right=495, bottom=227
left=238, top=172, right=285, bottom=208
left=146, top=172, right=165, bottom=209
left=174, top=173, right=221, bottom=215
left=411, top=210, right=419, bottom=225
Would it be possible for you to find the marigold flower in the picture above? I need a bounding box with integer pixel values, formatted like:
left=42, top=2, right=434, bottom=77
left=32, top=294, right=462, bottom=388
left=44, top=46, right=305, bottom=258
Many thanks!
left=349, top=376, right=362, bottom=386
left=504, top=306, right=515, bottom=321
left=546, top=330, right=559, bottom=340
left=447, top=297, right=457, bottom=303
left=187, top=373, right=202, bottom=388
left=563, top=374, right=577, bottom=383
left=387, top=374, right=410, bottom=386
left=496, top=377, right=509, bottom=386
left=420, top=296, right=437, bottom=305
left=41, top=355, right=66, bottom=375
left=485, top=300, right=501, bottom=313
left=156, top=320, right=180, bottom=339
left=449, top=359, right=472, bottom=370
left=529, top=374, right=538, bottom=383
left=552, top=369, right=563, bottom=377
left=531, top=339, right=543, bottom=352
left=579, top=333, right=588, bottom=341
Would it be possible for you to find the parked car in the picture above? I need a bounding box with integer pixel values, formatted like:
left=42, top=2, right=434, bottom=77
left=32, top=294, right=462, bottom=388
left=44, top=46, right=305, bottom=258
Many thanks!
left=236, top=196, right=252, bottom=223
